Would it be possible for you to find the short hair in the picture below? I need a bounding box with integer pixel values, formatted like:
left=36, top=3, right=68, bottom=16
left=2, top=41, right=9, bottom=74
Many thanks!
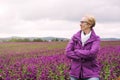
left=85, top=15, right=96, bottom=28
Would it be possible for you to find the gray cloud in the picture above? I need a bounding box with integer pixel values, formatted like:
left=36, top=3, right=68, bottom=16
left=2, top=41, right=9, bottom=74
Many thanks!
left=1, top=0, right=120, bottom=22
left=0, top=0, right=120, bottom=38
left=11, top=0, right=120, bottom=23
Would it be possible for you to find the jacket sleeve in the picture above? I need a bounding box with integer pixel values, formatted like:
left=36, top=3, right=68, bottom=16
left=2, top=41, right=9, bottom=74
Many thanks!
left=65, top=36, right=80, bottom=60
left=74, top=37, right=100, bottom=59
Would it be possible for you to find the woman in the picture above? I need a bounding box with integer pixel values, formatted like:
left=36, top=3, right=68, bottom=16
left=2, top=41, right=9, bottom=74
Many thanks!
left=65, top=15, right=101, bottom=80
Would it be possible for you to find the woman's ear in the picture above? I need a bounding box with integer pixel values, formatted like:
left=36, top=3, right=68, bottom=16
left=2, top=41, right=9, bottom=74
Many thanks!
left=87, top=23, right=91, bottom=28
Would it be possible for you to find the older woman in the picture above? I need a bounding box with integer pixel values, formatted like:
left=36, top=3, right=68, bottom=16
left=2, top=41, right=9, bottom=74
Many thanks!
left=65, top=15, right=101, bottom=80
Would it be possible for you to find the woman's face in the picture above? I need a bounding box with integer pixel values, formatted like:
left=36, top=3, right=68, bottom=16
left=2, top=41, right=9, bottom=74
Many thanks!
left=80, top=17, right=91, bottom=31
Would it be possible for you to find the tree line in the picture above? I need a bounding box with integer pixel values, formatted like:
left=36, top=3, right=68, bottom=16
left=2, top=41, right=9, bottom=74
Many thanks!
left=2, top=38, right=68, bottom=42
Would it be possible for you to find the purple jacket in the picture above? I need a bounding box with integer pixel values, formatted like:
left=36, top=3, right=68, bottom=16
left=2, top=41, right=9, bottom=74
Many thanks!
left=65, top=29, right=101, bottom=78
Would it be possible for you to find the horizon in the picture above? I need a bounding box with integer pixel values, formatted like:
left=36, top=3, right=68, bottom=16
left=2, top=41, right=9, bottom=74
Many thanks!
left=0, top=36, right=120, bottom=39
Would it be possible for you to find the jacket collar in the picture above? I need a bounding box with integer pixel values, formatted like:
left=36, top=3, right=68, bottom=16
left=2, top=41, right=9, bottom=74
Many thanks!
left=73, top=29, right=98, bottom=43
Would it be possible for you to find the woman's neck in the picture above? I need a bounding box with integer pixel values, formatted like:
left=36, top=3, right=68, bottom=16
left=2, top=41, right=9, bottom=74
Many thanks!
left=83, top=29, right=91, bottom=35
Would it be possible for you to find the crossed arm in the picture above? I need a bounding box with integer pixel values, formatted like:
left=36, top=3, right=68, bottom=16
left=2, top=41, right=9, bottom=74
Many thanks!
left=65, top=37, right=100, bottom=60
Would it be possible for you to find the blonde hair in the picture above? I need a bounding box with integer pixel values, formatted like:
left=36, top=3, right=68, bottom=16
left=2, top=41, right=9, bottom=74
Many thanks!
left=85, top=15, right=96, bottom=28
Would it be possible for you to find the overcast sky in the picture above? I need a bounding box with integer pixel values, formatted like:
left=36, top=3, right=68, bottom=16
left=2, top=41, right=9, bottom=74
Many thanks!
left=0, top=0, right=120, bottom=38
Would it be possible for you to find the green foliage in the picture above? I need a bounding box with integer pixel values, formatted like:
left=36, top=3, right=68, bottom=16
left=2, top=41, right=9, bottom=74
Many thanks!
left=33, top=38, right=43, bottom=42
left=8, top=38, right=31, bottom=42
left=52, top=38, right=59, bottom=41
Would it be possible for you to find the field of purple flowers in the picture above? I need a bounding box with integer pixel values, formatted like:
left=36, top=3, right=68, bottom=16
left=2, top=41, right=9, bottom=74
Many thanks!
left=0, top=41, right=120, bottom=80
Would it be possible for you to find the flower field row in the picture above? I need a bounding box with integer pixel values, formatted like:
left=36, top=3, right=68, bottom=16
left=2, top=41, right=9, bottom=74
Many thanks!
left=0, top=41, right=120, bottom=80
